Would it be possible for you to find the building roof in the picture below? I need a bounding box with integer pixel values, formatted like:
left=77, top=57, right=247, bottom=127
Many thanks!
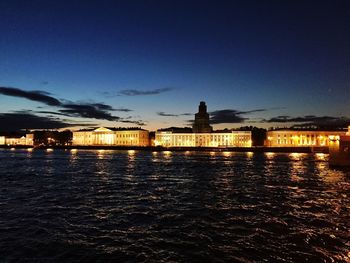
left=269, top=127, right=348, bottom=132
left=157, top=127, right=193, bottom=133
left=77, top=127, right=147, bottom=132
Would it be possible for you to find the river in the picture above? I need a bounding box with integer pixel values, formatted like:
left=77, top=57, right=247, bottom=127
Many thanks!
left=0, top=149, right=349, bottom=262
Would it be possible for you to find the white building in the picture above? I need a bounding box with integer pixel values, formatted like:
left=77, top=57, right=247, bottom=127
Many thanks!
left=155, top=131, right=252, bottom=147
left=72, top=127, right=149, bottom=146
left=25, top=134, right=34, bottom=145
left=265, top=130, right=346, bottom=147
left=0, top=134, right=34, bottom=146
left=5, top=136, right=26, bottom=145
left=155, top=102, right=252, bottom=148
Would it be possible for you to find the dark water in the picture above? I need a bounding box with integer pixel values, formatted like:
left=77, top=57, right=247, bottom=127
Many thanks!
left=0, top=149, right=349, bottom=263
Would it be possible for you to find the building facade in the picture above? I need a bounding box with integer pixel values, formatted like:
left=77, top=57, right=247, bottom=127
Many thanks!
left=155, top=102, right=252, bottom=147
left=155, top=131, right=252, bottom=147
left=329, top=126, right=350, bottom=166
left=265, top=130, right=346, bottom=147
left=0, top=134, right=34, bottom=146
left=72, top=127, right=149, bottom=146
left=25, top=134, right=34, bottom=145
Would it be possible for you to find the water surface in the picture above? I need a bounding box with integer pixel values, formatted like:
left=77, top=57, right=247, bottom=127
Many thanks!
left=0, top=149, right=349, bottom=262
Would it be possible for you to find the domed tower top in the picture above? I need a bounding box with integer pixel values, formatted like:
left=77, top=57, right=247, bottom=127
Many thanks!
left=198, top=101, right=207, bottom=114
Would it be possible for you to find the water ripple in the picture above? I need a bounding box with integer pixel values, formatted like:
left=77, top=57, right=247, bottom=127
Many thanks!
left=0, top=149, right=349, bottom=262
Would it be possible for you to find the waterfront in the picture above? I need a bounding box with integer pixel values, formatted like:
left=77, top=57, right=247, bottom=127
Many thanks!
left=0, top=149, right=349, bottom=262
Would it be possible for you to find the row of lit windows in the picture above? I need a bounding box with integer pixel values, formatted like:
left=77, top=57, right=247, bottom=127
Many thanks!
left=74, top=132, right=146, bottom=138
left=276, top=139, right=327, bottom=145
left=277, top=134, right=321, bottom=138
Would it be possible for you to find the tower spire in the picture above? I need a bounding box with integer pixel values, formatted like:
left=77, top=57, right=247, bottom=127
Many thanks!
left=192, top=101, right=212, bottom=133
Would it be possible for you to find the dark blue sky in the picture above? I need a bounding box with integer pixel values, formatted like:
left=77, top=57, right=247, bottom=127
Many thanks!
left=0, top=0, right=349, bottom=131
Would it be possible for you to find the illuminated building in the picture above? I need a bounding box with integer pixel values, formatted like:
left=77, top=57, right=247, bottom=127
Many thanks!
left=329, top=126, right=350, bottom=166
left=192, top=101, right=212, bottom=133
left=265, top=130, right=346, bottom=147
left=155, top=101, right=252, bottom=147
left=0, top=134, right=34, bottom=146
left=5, top=136, right=26, bottom=145
left=155, top=131, right=252, bottom=147
left=72, top=127, right=149, bottom=146
left=25, top=134, right=34, bottom=145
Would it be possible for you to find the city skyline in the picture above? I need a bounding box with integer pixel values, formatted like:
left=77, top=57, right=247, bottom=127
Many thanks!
left=1, top=1, right=350, bottom=132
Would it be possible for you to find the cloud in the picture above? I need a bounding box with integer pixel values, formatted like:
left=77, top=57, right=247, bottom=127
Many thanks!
left=0, top=113, right=76, bottom=131
left=209, top=110, right=248, bottom=124
left=0, top=87, right=123, bottom=122
left=208, top=108, right=273, bottom=124
left=36, top=111, right=72, bottom=117
left=266, top=115, right=337, bottom=123
left=118, top=87, right=173, bottom=96
left=0, top=87, right=61, bottom=106
left=265, top=115, right=350, bottom=127
left=114, top=108, right=133, bottom=112
left=157, top=111, right=192, bottom=117
left=207, top=108, right=285, bottom=125
left=59, top=104, right=120, bottom=121
left=120, top=120, right=146, bottom=126
left=89, top=103, right=116, bottom=111
left=236, top=109, right=268, bottom=114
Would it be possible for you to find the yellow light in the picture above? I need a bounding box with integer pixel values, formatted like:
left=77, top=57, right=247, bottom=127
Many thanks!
left=47, top=148, right=53, bottom=152
left=223, top=151, right=231, bottom=157
left=27, top=148, right=33, bottom=152
left=315, top=153, right=326, bottom=161
left=266, top=152, right=274, bottom=158
left=10, top=147, right=15, bottom=151
left=290, top=152, right=300, bottom=159
left=71, top=149, right=77, bottom=153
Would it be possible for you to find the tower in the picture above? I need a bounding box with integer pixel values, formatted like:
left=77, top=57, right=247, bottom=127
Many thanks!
left=192, top=101, right=212, bottom=133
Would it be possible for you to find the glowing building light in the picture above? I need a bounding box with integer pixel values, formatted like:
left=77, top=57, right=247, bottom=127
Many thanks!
left=265, top=152, right=274, bottom=158
left=223, top=151, right=231, bottom=157
left=246, top=152, right=253, bottom=158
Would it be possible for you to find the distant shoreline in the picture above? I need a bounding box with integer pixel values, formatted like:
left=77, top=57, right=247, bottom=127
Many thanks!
left=0, top=145, right=329, bottom=153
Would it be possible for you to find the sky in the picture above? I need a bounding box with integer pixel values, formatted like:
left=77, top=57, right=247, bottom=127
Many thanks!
left=0, top=0, right=349, bottom=132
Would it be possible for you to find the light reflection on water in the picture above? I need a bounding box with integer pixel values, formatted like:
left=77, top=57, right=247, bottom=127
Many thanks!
left=0, top=149, right=349, bottom=262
